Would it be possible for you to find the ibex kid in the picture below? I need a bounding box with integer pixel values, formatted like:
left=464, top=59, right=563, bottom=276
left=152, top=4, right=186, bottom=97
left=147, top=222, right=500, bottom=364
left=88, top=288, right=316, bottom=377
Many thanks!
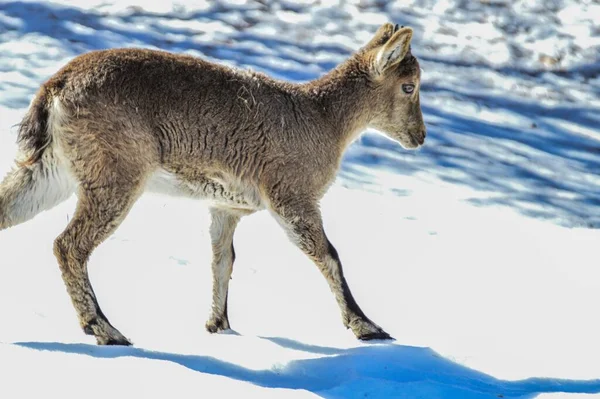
left=0, top=23, right=425, bottom=345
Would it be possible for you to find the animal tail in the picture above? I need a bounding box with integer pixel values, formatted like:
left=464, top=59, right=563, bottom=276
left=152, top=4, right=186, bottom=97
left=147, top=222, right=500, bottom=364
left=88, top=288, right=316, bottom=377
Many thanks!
left=0, top=88, right=75, bottom=230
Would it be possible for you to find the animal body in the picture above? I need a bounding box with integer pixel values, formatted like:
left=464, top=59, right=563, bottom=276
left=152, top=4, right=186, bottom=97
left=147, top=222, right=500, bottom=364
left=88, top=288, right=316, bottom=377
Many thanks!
left=0, top=23, right=425, bottom=345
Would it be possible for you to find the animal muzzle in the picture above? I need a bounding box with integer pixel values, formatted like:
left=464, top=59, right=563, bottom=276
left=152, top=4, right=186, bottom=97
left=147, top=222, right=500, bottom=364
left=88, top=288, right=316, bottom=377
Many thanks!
left=410, top=128, right=426, bottom=147
left=416, top=128, right=426, bottom=145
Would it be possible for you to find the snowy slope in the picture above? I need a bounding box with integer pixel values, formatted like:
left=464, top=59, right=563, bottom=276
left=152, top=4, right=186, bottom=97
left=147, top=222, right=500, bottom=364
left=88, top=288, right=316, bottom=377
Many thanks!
left=1, top=1, right=599, bottom=398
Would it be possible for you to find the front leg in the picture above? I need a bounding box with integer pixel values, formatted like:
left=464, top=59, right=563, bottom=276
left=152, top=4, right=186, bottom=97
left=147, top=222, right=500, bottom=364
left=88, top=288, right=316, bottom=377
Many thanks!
left=205, top=208, right=240, bottom=333
left=270, top=198, right=392, bottom=341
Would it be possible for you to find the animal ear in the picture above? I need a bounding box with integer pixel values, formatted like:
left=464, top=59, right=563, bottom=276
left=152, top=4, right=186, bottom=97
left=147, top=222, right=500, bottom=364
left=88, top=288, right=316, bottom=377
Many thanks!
left=363, top=23, right=396, bottom=50
left=373, top=27, right=413, bottom=75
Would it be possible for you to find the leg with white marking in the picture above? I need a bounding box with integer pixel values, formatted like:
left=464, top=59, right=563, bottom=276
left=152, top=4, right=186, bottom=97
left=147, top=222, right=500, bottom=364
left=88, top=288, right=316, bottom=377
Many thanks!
left=271, top=199, right=391, bottom=341
left=205, top=207, right=240, bottom=333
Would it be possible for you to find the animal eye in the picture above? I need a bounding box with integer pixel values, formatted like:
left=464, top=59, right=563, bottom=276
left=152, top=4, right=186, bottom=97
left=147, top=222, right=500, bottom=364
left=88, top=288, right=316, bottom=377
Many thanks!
left=402, top=84, right=415, bottom=94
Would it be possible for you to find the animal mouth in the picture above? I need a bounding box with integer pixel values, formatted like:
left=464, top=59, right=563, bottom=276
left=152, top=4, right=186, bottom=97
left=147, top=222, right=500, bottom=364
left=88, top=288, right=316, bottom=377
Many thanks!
left=407, top=135, right=422, bottom=149
left=410, top=130, right=426, bottom=147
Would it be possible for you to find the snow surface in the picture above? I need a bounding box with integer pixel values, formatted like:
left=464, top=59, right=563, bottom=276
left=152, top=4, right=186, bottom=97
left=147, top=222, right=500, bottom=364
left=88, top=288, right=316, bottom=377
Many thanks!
left=1, top=0, right=599, bottom=398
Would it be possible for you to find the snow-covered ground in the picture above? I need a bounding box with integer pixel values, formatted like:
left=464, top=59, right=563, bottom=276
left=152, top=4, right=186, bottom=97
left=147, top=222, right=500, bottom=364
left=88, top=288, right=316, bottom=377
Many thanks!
left=1, top=1, right=599, bottom=398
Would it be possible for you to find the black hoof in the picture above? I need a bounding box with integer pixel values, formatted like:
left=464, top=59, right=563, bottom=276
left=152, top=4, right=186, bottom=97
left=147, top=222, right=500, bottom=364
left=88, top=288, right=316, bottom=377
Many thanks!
left=97, top=336, right=133, bottom=346
left=206, top=317, right=230, bottom=333
left=358, top=330, right=394, bottom=341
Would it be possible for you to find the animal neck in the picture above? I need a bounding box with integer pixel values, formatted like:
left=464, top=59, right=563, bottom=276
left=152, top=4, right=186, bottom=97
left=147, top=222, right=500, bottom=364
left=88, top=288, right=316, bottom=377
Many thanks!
left=301, top=56, right=374, bottom=151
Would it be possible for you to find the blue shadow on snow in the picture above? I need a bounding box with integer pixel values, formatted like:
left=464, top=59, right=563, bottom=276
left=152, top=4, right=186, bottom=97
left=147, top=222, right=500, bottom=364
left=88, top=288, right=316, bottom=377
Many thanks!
left=16, top=339, right=600, bottom=399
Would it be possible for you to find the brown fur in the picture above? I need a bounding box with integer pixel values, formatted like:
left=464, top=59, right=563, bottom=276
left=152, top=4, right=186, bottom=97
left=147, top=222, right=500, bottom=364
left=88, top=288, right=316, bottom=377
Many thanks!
left=0, top=23, right=425, bottom=344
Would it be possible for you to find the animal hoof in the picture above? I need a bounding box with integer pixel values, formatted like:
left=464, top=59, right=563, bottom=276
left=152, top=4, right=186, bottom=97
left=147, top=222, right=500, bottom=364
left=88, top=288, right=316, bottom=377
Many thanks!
left=358, top=330, right=394, bottom=341
left=97, top=336, right=133, bottom=346
left=348, top=317, right=393, bottom=341
left=84, top=318, right=132, bottom=346
left=205, top=316, right=230, bottom=333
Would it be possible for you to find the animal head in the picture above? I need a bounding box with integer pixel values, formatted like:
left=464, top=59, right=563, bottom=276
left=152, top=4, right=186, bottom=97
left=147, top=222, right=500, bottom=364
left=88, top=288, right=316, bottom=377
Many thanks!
left=360, top=23, right=426, bottom=149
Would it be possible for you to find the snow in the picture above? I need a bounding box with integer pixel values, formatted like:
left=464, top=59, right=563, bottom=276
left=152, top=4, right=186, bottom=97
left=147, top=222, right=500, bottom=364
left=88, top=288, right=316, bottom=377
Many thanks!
left=0, top=0, right=599, bottom=398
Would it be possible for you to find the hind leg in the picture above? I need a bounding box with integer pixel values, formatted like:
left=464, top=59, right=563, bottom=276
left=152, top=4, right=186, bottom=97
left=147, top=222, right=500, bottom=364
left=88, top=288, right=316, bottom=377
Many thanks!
left=54, top=178, right=144, bottom=345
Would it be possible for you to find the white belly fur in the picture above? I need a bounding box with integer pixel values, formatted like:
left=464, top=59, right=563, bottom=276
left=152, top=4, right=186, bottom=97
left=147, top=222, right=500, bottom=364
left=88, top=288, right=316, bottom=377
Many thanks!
left=145, top=168, right=264, bottom=211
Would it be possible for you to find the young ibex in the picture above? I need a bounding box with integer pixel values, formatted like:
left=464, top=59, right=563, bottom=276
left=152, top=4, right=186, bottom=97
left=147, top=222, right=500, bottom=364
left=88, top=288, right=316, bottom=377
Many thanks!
left=0, top=23, right=425, bottom=345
